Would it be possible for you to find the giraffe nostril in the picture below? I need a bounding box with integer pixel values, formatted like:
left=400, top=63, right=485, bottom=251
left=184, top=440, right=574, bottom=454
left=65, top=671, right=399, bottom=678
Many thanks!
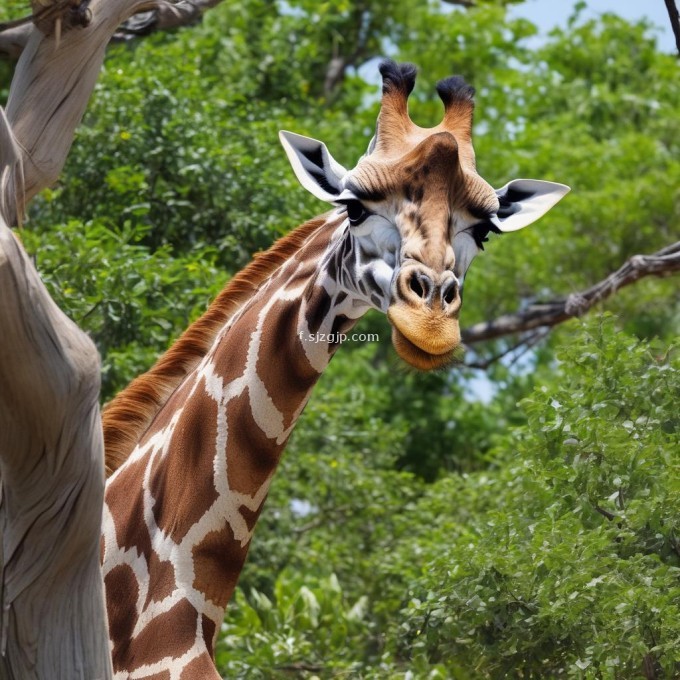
left=442, top=279, right=458, bottom=306
left=408, top=272, right=431, bottom=300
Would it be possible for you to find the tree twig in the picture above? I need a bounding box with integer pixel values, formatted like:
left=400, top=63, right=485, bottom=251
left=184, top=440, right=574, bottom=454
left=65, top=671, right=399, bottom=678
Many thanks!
left=594, top=505, right=616, bottom=522
left=463, top=328, right=548, bottom=369
left=663, top=0, right=680, bottom=57
left=461, top=241, right=680, bottom=345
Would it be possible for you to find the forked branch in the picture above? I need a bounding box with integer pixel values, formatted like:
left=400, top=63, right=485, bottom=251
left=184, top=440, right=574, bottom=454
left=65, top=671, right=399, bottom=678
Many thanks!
left=461, top=240, right=680, bottom=345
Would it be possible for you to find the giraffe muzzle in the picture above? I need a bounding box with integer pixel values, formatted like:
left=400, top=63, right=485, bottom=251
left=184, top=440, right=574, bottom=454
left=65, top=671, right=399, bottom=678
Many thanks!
left=386, top=264, right=462, bottom=370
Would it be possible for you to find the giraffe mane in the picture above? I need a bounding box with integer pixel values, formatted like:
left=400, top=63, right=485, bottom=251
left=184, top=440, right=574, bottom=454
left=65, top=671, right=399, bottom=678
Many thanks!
left=102, top=215, right=330, bottom=477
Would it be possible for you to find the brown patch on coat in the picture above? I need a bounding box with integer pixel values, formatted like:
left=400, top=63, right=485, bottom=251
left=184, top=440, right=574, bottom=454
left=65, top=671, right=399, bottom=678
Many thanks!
left=285, top=257, right=319, bottom=292
left=191, top=523, right=250, bottom=610
left=210, top=311, right=252, bottom=386
left=305, top=285, right=333, bottom=335
left=105, top=452, right=153, bottom=562
left=180, top=652, right=220, bottom=680
left=140, top=377, right=195, bottom=444
left=201, top=615, right=217, bottom=657
left=144, top=550, right=177, bottom=607
left=224, top=389, right=286, bottom=496
left=122, top=599, right=199, bottom=671
left=239, top=502, right=264, bottom=533
left=149, top=379, right=220, bottom=542
left=105, top=563, right=140, bottom=668
left=256, top=298, right=320, bottom=430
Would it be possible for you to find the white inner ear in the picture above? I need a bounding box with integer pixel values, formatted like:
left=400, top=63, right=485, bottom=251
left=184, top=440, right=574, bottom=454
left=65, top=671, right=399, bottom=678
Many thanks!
left=493, top=178, right=570, bottom=233
left=279, top=130, right=347, bottom=203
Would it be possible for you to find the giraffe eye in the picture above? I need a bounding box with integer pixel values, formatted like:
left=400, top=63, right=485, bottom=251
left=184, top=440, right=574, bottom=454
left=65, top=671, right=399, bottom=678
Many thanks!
left=470, top=220, right=499, bottom=250
left=472, top=222, right=490, bottom=250
left=344, top=200, right=368, bottom=226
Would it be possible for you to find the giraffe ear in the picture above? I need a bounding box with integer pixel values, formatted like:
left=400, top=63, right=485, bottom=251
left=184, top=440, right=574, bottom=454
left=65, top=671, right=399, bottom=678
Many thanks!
left=279, top=131, right=347, bottom=203
left=492, top=179, right=570, bottom=232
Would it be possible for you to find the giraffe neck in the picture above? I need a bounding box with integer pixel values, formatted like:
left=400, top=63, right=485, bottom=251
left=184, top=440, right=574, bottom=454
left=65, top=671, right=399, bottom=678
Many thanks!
left=101, top=212, right=368, bottom=678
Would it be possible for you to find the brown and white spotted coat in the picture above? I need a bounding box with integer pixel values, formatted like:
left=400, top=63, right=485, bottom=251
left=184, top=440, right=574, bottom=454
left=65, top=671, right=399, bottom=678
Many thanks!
left=101, top=61, right=568, bottom=678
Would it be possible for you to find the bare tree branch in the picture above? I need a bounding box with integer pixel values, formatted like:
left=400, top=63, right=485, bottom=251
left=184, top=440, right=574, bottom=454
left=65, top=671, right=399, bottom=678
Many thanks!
left=113, top=0, right=224, bottom=39
left=0, top=0, right=227, bottom=226
left=0, top=0, right=83, bottom=57
left=663, top=0, right=680, bottom=57
left=0, top=24, right=32, bottom=58
left=323, top=7, right=377, bottom=98
left=0, top=0, right=226, bottom=58
left=463, top=329, right=549, bottom=369
left=594, top=505, right=617, bottom=522
left=0, top=14, right=38, bottom=32
left=461, top=241, right=680, bottom=345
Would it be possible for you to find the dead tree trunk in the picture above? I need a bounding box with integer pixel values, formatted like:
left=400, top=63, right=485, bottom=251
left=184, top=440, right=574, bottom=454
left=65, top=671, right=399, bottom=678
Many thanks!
left=0, top=0, right=224, bottom=675
left=0, top=115, right=111, bottom=677
left=0, top=222, right=111, bottom=679
left=0, top=3, right=129, bottom=672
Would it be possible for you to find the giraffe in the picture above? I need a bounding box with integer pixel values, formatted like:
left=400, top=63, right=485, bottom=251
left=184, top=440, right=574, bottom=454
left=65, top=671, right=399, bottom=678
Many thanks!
left=100, top=61, right=569, bottom=678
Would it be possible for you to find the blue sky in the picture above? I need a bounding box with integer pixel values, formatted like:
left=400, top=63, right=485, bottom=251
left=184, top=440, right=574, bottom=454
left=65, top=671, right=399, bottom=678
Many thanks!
left=511, top=0, right=675, bottom=53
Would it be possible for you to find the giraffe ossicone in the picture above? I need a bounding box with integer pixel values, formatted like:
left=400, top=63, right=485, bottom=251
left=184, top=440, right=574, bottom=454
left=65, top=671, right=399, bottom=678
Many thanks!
left=101, top=60, right=569, bottom=679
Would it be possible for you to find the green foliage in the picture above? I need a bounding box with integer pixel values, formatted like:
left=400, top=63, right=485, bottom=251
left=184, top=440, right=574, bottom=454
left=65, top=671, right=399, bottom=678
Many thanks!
left=221, top=318, right=680, bottom=678
left=385, top=317, right=680, bottom=678
left=30, top=61, right=311, bottom=267
left=216, top=572, right=375, bottom=678
left=19, top=220, right=226, bottom=398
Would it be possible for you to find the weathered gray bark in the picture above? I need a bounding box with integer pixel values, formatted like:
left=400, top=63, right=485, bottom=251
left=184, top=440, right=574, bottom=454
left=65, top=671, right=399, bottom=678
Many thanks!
left=0, top=0, right=228, bottom=674
left=0, top=25, right=30, bottom=60
left=0, top=0, right=158, bottom=675
left=2, top=0, right=227, bottom=227
left=5, top=0, right=144, bottom=225
left=0, top=0, right=226, bottom=60
left=0, top=220, right=111, bottom=679
left=0, top=111, right=111, bottom=677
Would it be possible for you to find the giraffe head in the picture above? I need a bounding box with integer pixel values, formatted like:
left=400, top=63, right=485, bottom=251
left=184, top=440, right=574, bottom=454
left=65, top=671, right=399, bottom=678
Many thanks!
left=280, top=61, right=569, bottom=370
